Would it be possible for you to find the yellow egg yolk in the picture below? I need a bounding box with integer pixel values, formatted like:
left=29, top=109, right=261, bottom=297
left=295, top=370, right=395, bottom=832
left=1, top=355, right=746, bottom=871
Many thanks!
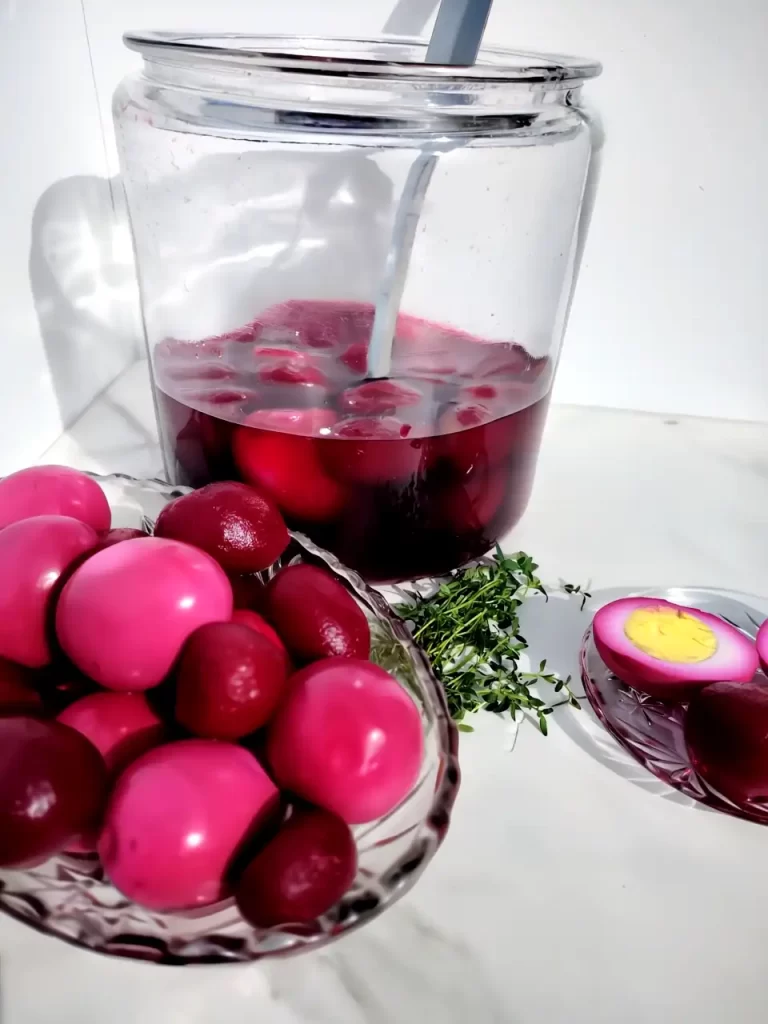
left=624, top=607, right=718, bottom=663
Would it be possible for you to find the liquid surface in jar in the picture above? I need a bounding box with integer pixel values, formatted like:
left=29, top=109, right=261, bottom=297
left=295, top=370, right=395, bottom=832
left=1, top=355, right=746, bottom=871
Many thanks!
left=154, top=301, right=551, bottom=582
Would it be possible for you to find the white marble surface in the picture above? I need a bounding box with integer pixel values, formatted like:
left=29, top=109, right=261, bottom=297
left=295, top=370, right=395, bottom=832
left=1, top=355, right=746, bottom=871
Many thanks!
left=3, top=359, right=768, bottom=1023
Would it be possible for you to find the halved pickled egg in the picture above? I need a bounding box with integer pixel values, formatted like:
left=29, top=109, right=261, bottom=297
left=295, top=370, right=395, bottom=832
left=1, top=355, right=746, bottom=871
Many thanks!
left=592, top=596, right=758, bottom=700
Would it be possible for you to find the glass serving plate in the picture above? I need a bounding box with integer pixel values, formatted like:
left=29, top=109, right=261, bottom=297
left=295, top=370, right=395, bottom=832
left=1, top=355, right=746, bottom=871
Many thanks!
left=0, top=473, right=460, bottom=964
left=581, top=586, right=768, bottom=825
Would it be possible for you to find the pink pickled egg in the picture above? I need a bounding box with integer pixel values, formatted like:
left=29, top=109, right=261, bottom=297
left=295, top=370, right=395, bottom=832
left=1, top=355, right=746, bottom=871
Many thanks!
left=265, top=564, right=370, bottom=662
left=0, top=515, right=98, bottom=668
left=267, top=658, right=423, bottom=824
left=592, top=597, right=759, bottom=700
left=757, top=620, right=768, bottom=674
left=469, top=341, right=536, bottom=379
left=0, top=465, right=111, bottom=533
left=98, top=740, right=279, bottom=911
left=243, top=408, right=337, bottom=436
left=252, top=299, right=374, bottom=349
left=231, top=608, right=289, bottom=662
left=321, top=417, right=427, bottom=485
left=56, top=537, right=233, bottom=691
left=0, top=717, right=108, bottom=867
left=57, top=692, right=165, bottom=778
left=340, top=380, right=423, bottom=416
left=233, top=422, right=346, bottom=523
left=166, top=365, right=237, bottom=382
left=685, top=681, right=768, bottom=805
left=252, top=345, right=304, bottom=360
left=58, top=692, right=166, bottom=852
left=257, top=361, right=328, bottom=387
left=236, top=806, right=356, bottom=928
left=182, top=389, right=254, bottom=409
left=338, top=342, right=368, bottom=374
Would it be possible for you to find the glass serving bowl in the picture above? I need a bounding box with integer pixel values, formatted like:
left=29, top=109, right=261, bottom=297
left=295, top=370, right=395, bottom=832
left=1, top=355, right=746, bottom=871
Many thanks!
left=0, top=473, right=460, bottom=964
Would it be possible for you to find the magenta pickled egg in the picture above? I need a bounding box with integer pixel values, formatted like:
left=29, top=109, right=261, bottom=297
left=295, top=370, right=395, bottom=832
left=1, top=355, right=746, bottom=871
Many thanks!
left=267, top=658, right=423, bottom=824
left=592, top=597, right=759, bottom=700
left=56, top=537, right=233, bottom=691
left=0, top=515, right=98, bottom=668
left=0, top=465, right=111, bottom=533
left=233, top=422, right=346, bottom=523
left=98, top=740, right=279, bottom=911
left=685, top=681, right=768, bottom=805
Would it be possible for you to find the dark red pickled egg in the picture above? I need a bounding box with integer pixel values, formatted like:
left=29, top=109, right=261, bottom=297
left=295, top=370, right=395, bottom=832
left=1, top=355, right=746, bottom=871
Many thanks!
left=35, top=662, right=97, bottom=715
left=154, top=480, right=289, bottom=574
left=229, top=573, right=267, bottom=612
left=56, top=537, right=233, bottom=691
left=98, top=740, right=279, bottom=911
left=437, top=467, right=508, bottom=534
left=0, top=465, right=111, bottom=533
left=0, top=515, right=98, bottom=668
left=435, top=404, right=518, bottom=477
left=235, top=806, right=357, bottom=928
left=231, top=608, right=290, bottom=665
left=685, top=681, right=768, bottom=806
left=592, top=597, right=759, bottom=700
left=264, top=564, right=370, bottom=662
left=0, top=658, right=43, bottom=716
left=233, top=422, right=347, bottom=523
left=267, top=658, right=423, bottom=823
left=0, top=716, right=108, bottom=867
left=92, top=528, right=147, bottom=553
left=175, top=622, right=287, bottom=740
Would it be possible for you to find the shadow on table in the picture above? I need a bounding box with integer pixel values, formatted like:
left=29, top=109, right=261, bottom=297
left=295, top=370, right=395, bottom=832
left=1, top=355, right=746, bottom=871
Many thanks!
left=518, top=588, right=720, bottom=815
left=262, top=900, right=512, bottom=1024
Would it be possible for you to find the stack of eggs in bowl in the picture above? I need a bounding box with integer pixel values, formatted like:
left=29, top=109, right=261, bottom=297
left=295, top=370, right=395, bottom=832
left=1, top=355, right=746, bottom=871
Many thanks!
left=0, top=466, right=458, bottom=961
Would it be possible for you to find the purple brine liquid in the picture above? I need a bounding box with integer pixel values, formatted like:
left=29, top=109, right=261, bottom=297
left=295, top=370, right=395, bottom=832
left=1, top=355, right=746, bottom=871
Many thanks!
left=154, top=301, right=551, bottom=582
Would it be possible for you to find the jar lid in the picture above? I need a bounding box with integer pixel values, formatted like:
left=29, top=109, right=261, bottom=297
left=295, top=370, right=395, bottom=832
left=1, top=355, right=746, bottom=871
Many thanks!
left=123, top=33, right=601, bottom=85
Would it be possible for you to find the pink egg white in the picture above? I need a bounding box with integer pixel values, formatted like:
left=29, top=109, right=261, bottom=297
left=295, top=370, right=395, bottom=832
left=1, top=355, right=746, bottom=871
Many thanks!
left=592, top=596, right=758, bottom=701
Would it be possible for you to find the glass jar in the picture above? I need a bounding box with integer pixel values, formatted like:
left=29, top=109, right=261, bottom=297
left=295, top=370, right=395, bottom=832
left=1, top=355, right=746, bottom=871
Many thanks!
left=114, top=34, right=601, bottom=582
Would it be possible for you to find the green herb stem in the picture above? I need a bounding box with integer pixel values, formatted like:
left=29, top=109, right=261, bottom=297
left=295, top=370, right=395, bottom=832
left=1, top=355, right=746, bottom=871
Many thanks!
left=396, top=546, right=588, bottom=735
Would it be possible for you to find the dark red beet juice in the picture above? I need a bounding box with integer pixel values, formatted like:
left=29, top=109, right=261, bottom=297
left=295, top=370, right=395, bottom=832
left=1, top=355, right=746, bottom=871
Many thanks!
left=154, top=301, right=550, bottom=582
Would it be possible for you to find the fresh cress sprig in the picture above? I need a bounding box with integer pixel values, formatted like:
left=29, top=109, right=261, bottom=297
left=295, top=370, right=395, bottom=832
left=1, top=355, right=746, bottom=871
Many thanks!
left=396, top=546, right=589, bottom=734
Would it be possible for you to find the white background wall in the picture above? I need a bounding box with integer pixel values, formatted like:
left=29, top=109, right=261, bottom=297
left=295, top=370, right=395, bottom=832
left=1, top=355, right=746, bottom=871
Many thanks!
left=2, top=0, right=767, bottom=474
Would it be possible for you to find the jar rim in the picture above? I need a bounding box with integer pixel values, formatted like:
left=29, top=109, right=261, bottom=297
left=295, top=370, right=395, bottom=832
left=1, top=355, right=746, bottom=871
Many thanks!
left=123, top=32, right=602, bottom=84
